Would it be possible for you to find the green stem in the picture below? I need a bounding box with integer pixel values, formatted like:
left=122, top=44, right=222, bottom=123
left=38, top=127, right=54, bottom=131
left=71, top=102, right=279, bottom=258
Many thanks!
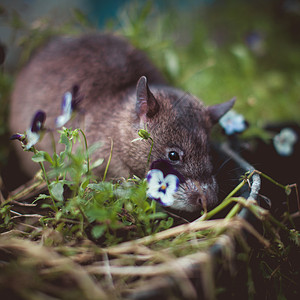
left=32, top=146, right=58, bottom=212
left=225, top=203, right=242, bottom=219
left=268, top=214, right=290, bottom=232
left=200, top=179, right=247, bottom=221
left=49, top=130, right=59, bottom=182
left=77, top=204, right=90, bottom=231
left=79, top=129, right=90, bottom=174
left=253, top=170, right=287, bottom=190
left=147, top=137, right=154, bottom=167
left=32, top=147, right=49, bottom=186
left=103, top=138, right=113, bottom=182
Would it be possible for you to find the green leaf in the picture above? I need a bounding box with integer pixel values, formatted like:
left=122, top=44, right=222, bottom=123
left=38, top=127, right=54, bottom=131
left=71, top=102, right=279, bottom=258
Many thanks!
left=49, top=182, right=64, bottom=201
left=88, top=182, right=113, bottom=192
left=147, top=212, right=167, bottom=220
left=41, top=203, right=54, bottom=209
left=33, top=194, right=51, bottom=203
left=131, top=137, right=143, bottom=143
left=91, top=158, right=104, bottom=169
left=32, top=151, right=53, bottom=164
left=91, top=225, right=106, bottom=239
left=55, top=211, right=63, bottom=221
left=88, top=141, right=103, bottom=155
left=85, top=208, right=107, bottom=223
left=59, top=133, right=71, bottom=150
left=80, top=178, right=90, bottom=190
left=52, top=152, right=60, bottom=167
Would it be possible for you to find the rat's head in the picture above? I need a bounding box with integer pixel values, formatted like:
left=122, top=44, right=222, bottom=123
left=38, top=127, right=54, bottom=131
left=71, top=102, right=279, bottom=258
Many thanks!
left=135, top=76, right=235, bottom=214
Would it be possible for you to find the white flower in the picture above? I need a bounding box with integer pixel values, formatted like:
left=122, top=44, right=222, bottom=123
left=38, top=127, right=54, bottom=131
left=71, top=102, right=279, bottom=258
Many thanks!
left=273, top=128, right=298, bottom=156
left=55, top=91, right=72, bottom=128
left=219, top=110, right=247, bottom=135
left=25, top=129, right=40, bottom=150
left=146, top=169, right=179, bottom=206
left=24, top=110, right=46, bottom=150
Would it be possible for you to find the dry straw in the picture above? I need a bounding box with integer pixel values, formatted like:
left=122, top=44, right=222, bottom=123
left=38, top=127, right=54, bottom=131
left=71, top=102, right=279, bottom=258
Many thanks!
left=2, top=143, right=290, bottom=299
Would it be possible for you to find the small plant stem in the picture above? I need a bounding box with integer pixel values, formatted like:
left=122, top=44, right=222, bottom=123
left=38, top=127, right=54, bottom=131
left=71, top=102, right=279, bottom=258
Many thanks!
left=77, top=204, right=90, bottom=232
left=49, top=130, right=59, bottom=182
left=230, top=197, right=270, bottom=220
left=79, top=129, right=90, bottom=174
left=32, top=146, right=58, bottom=212
left=199, top=169, right=298, bottom=223
left=225, top=203, right=242, bottom=219
left=253, top=170, right=287, bottom=190
left=253, top=170, right=299, bottom=212
left=225, top=197, right=255, bottom=219
left=268, top=214, right=291, bottom=232
left=32, top=147, right=49, bottom=186
left=147, top=137, right=154, bottom=167
left=200, top=179, right=247, bottom=221
left=103, top=138, right=113, bottom=182
left=290, top=183, right=300, bottom=212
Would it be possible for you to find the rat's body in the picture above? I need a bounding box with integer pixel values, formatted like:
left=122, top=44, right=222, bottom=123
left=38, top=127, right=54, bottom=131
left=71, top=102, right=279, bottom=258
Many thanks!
left=10, top=33, right=234, bottom=213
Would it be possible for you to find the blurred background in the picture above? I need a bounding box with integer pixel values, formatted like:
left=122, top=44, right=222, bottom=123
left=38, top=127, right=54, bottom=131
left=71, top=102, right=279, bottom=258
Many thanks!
left=1, top=0, right=300, bottom=192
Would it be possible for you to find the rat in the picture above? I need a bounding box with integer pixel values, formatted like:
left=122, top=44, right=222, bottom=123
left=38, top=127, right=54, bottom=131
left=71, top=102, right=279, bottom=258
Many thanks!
left=9, top=33, right=235, bottom=214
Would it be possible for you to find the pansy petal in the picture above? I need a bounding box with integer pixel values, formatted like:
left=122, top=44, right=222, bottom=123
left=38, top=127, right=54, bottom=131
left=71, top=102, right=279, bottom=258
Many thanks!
left=161, top=190, right=175, bottom=206
left=25, top=130, right=40, bottom=150
left=165, top=174, right=180, bottom=193
left=273, top=128, right=298, bottom=156
left=147, top=189, right=164, bottom=201
left=31, top=110, right=46, bottom=133
left=55, top=113, right=72, bottom=128
left=219, top=110, right=246, bottom=135
left=281, top=128, right=297, bottom=143
left=159, top=175, right=179, bottom=206
left=146, top=169, right=179, bottom=207
left=70, top=84, right=83, bottom=110
left=149, top=160, right=186, bottom=184
left=10, top=133, right=25, bottom=141
left=147, top=183, right=165, bottom=196
left=55, top=91, right=73, bottom=128
left=147, top=169, right=164, bottom=185
left=61, top=91, right=72, bottom=114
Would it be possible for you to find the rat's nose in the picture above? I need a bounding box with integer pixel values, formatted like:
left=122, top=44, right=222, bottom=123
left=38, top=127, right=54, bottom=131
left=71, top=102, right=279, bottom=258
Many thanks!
left=189, top=192, right=203, bottom=207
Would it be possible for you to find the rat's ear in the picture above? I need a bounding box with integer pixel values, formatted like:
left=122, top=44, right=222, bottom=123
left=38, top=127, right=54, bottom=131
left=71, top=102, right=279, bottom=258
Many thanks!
left=207, top=97, right=236, bottom=124
left=136, top=76, right=159, bottom=121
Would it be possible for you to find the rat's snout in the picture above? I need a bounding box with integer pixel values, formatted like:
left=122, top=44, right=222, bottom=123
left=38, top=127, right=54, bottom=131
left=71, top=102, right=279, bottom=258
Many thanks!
left=172, top=177, right=219, bottom=213
left=191, top=180, right=219, bottom=210
left=188, top=191, right=203, bottom=207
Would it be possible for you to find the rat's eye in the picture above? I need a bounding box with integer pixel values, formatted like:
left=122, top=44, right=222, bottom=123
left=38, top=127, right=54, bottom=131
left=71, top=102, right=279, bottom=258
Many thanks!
left=168, top=151, right=180, bottom=161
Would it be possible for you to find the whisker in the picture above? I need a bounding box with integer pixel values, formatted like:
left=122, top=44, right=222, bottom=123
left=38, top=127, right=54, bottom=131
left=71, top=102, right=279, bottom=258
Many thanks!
left=213, top=157, right=233, bottom=176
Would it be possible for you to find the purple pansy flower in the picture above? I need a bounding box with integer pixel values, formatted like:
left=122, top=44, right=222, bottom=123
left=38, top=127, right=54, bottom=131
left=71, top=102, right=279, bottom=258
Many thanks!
left=146, top=160, right=184, bottom=206
left=10, top=110, right=46, bottom=150
left=55, top=85, right=83, bottom=128
left=147, top=170, right=179, bottom=206
left=25, top=110, right=46, bottom=149
left=10, top=133, right=25, bottom=142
